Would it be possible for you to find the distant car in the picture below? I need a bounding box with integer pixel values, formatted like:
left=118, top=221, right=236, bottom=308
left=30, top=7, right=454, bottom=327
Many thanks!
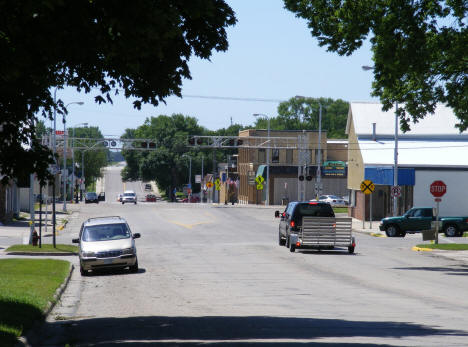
left=144, top=183, right=152, bottom=191
left=146, top=194, right=156, bottom=202
left=72, top=216, right=140, bottom=276
left=318, top=195, right=347, bottom=206
left=85, top=192, right=99, bottom=204
left=122, top=190, right=137, bottom=204
left=98, top=192, right=106, bottom=201
left=117, top=193, right=122, bottom=202
left=181, top=196, right=200, bottom=203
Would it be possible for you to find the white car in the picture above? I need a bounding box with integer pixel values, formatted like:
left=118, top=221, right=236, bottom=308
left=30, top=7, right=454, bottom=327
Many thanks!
left=122, top=190, right=137, bottom=204
left=318, top=195, right=347, bottom=206
left=73, top=216, right=140, bottom=276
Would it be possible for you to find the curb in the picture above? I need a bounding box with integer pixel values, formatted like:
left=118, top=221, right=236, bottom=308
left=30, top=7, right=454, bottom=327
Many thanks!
left=6, top=251, right=78, bottom=256
left=412, top=246, right=434, bottom=252
left=17, top=263, right=74, bottom=347
left=370, top=232, right=386, bottom=237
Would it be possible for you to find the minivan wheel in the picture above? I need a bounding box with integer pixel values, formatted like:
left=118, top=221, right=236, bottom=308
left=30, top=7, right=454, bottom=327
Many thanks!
left=129, top=259, right=139, bottom=273
left=289, top=243, right=296, bottom=253
left=80, top=265, right=88, bottom=276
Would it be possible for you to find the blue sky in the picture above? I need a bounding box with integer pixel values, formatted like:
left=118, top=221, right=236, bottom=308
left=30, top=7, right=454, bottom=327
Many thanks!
left=53, top=0, right=377, bottom=137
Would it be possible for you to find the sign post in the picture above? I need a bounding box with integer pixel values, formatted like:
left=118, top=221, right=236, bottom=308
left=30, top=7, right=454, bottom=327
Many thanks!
left=360, top=180, right=375, bottom=229
left=430, top=180, right=447, bottom=244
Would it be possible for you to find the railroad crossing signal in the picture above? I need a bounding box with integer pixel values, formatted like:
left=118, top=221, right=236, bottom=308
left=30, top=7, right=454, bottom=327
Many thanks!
left=255, top=175, right=264, bottom=190
left=391, top=185, right=401, bottom=198
left=360, top=180, right=375, bottom=195
left=214, top=178, right=221, bottom=191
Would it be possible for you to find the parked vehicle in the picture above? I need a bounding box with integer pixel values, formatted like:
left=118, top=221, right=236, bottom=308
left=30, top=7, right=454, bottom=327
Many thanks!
left=72, top=216, right=141, bottom=276
left=379, top=207, right=468, bottom=237
left=146, top=194, right=156, bottom=202
left=276, top=201, right=355, bottom=253
left=98, top=192, right=106, bottom=201
left=144, top=183, right=152, bottom=191
left=85, top=192, right=99, bottom=204
left=122, top=190, right=137, bottom=205
left=318, top=194, right=347, bottom=206
left=181, top=196, right=200, bottom=203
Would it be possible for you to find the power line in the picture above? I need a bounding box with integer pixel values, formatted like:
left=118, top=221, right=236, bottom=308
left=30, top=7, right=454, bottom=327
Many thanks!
left=182, top=94, right=285, bottom=103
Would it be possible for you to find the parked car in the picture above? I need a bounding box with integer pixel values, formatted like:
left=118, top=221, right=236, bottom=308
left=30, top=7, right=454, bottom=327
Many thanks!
left=379, top=207, right=468, bottom=237
left=98, top=192, right=106, bottom=201
left=181, top=196, right=200, bottom=203
left=117, top=193, right=122, bottom=202
left=122, top=190, right=137, bottom=204
left=146, top=194, right=156, bottom=202
left=318, top=195, right=347, bottom=206
left=85, top=192, right=99, bottom=204
left=72, top=216, right=140, bottom=276
left=144, top=183, right=152, bottom=191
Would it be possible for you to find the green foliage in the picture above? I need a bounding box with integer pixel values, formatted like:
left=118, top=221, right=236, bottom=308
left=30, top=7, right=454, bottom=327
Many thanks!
left=0, top=259, right=70, bottom=345
left=0, top=0, right=236, bottom=183
left=283, top=0, right=467, bottom=132
left=121, top=114, right=208, bottom=195
left=416, top=243, right=468, bottom=250
left=72, top=126, right=108, bottom=187
left=254, top=97, right=349, bottom=138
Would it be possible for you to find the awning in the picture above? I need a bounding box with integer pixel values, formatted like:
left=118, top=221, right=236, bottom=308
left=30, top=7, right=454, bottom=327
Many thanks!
left=256, top=165, right=267, bottom=178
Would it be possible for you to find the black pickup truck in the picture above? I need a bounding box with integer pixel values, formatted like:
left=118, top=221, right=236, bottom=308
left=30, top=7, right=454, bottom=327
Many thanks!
left=379, top=207, right=468, bottom=237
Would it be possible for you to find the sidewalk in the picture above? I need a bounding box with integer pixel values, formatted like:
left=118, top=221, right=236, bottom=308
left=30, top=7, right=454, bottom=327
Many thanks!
left=351, top=217, right=385, bottom=237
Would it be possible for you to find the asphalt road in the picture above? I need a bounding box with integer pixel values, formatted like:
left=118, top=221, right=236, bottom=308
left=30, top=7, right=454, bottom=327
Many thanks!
left=25, top=165, right=468, bottom=346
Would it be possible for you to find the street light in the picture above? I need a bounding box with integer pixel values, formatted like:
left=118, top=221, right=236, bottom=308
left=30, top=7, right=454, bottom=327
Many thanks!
left=182, top=154, right=192, bottom=199
left=295, top=96, right=323, bottom=199
left=253, top=113, right=270, bottom=205
left=62, top=101, right=84, bottom=212
left=72, top=122, right=88, bottom=202
left=362, top=65, right=399, bottom=216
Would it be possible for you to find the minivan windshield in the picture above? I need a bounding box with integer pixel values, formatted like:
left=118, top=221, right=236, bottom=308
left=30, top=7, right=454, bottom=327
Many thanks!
left=295, top=203, right=334, bottom=217
left=124, top=193, right=135, bottom=197
left=82, top=223, right=131, bottom=242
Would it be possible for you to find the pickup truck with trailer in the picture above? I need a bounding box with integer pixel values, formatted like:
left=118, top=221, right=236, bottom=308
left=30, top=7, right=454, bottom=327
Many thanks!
left=379, top=207, right=468, bottom=237
left=276, top=201, right=356, bottom=254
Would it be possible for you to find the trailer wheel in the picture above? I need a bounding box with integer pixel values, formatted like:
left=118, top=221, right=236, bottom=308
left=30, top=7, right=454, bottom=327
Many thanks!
left=289, top=242, right=296, bottom=253
left=285, top=233, right=290, bottom=248
left=278, top=231, right=286, bottom=246
left=348, top=246, right=355, bottom=254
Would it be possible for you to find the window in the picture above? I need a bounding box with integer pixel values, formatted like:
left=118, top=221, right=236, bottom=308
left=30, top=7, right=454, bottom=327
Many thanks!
left=258, top=149, right=266, bottom=163
left=286, top=149, right=293, bottom=164
left=272, top=149, right=279, bottom=163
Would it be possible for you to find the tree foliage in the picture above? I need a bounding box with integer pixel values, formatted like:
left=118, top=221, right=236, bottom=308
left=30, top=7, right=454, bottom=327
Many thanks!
left=254, top=97, right=349, bottom=138
left=283, top=0, right=467, bottom=132
left=121, top=114, right=208, bottom=195
left=0, top=0, right=236, bottom=183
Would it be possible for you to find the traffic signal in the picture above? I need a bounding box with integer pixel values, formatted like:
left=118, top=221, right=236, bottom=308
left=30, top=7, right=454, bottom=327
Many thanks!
left=141, top=142, right=147, bottom=148
left=188, top=137, right=195, bottom=145
left=299, top=175, right=304, bottom=181
left=237, top=139, right=243, bottom=146
left=196, top=138, right=203, bottom=145
left=148, top=142, right=156, bottom=149
left=228, top=139, right=235, bottom=146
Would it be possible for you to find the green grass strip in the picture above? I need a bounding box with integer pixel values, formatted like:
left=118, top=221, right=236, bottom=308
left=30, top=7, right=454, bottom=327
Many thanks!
left=333, top=207, right=349, bottom=213
left=0, top=259, right=70, bottom=346
left=6, top=244, right=78, bottom=253
left=416, top=243, right=468, bottom=250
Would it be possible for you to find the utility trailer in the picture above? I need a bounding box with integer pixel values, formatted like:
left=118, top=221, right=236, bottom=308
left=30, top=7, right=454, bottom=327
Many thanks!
left=289, top=217, right=355, bottom=253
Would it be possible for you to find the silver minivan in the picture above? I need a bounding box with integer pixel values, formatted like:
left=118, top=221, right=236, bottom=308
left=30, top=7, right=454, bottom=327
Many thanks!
left=73, top=216, right=140, bottom=276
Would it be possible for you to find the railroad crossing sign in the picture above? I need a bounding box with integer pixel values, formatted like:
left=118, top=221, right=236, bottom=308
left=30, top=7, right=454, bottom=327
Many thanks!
left=391, top=185, right=401, bottom=197
left=430, top=180, right=446, bottom=198
left=214, top=178, right=221, bottom=191
left=360, top=180, right=375, bottom=195
left=206, top=181, right=213, bottom=189
left=255, top=175, right=264, bottom=190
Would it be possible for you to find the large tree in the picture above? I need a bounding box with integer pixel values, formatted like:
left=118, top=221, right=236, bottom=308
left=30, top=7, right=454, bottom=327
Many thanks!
left=0, top=0, right=236, bottom=183
left=254, top=97, right=349, bottom=138
left=283, top=0, right=467, bottom=132
left=121, top=114, right=207, bottom=197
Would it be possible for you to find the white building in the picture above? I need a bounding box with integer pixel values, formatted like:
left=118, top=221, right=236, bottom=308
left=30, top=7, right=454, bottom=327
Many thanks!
left=346, top=102, right=468, bottom=220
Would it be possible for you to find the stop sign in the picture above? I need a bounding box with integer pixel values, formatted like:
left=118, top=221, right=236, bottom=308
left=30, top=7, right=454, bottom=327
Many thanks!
left=430, top=180, right=447, bottom=197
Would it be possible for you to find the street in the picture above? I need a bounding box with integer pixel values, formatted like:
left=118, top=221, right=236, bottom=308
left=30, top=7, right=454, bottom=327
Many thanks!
left=23, top=166, right=468, bottom=346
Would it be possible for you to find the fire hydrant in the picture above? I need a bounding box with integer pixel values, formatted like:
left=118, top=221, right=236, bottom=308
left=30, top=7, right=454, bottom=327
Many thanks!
left=32, top=230, right=40, bottom=246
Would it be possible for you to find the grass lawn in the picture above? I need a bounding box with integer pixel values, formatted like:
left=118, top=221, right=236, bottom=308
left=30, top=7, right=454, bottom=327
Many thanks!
left=0, top=259, right=70, bottom=346
left=333, top=207, right=349, bottom=214
left=6, top=244, right=78, bottom=253
left=416, top=243, right=468, bottom=250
